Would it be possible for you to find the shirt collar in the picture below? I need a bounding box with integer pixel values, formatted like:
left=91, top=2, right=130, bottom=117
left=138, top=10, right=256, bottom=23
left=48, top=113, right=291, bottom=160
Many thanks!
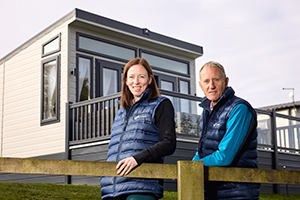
left=210, top=102, right=214, bottom=111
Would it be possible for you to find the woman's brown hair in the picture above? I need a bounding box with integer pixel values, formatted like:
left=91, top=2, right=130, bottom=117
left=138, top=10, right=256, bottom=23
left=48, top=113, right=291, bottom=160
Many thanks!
left=121, top=58, right=161, bottom=108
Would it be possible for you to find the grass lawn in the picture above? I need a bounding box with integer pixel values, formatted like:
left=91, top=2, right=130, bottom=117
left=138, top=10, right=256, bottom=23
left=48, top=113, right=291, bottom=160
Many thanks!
left=0, top=182, right=300, bottom=200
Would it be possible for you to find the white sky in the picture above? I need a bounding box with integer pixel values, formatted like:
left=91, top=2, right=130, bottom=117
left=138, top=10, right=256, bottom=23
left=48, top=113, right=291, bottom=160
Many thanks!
left=1, top=0, right=299, bottom=108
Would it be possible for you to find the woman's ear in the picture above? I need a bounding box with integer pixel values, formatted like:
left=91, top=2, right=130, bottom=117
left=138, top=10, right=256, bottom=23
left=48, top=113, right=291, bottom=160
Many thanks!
left=148, top=75, right=153, bottom=85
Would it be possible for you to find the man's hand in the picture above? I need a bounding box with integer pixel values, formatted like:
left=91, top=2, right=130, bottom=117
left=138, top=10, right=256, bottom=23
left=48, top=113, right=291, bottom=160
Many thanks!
left=116, top=157, right=138, bottom=176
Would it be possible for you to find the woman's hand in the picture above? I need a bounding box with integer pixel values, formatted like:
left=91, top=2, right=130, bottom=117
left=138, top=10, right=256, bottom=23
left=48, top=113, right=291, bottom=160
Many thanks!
left=116, top=157, right=138, bottom=176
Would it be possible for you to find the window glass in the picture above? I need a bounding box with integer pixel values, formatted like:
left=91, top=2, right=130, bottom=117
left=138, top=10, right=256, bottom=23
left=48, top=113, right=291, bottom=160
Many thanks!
left=179, top=80, right=189, bottom=94
left=161, top=80, right=174, bottom=91
left=78, top=57, right=91, bottom=101
left=43, top=60, right=57, bottom=120
left=44, top=37, right=59, bottom=54
left=141, top=51, right=189, bottom=75
left=161, top=80, right=174, bottom=105
left=78, top=35, right=135, bottom=61
left=257, top=114, right=271, bottom=146
left=103, top=68, right=118, bottom=96
left=172, top=96, right=202, bottom=136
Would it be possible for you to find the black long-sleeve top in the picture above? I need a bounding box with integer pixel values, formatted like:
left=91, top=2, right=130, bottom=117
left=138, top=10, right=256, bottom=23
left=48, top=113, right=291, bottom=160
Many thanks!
left=133, top=99, right=176, bottom=165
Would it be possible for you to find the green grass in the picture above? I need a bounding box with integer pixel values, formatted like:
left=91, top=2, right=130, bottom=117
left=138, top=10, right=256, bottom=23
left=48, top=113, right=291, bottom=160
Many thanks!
left=0, top=182, right=300, bottom=200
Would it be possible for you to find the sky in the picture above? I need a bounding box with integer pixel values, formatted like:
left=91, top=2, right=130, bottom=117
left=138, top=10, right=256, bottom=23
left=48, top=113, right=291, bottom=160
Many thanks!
left=0, top=0, right=299, bottom=108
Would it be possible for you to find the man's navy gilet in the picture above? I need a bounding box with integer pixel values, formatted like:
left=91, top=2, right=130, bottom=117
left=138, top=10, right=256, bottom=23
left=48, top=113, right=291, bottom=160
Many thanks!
left=198, top=87, right=260, bottom=199
left=101, top=91, right=166, bottom=199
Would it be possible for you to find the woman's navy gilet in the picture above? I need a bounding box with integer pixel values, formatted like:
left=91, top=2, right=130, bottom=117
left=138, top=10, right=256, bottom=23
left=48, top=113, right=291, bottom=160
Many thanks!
left=101, top=91, right=166, bottom=199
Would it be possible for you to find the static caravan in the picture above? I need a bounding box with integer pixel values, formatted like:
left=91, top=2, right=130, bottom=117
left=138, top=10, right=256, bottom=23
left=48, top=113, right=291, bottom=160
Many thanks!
left=0, top=8, right=203, bottom=187
left=1, top=9, right=300, bottom=194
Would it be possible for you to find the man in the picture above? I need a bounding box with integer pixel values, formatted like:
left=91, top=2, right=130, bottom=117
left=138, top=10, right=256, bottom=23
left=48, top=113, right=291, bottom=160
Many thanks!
left=193, top=61, right=260, bottom=200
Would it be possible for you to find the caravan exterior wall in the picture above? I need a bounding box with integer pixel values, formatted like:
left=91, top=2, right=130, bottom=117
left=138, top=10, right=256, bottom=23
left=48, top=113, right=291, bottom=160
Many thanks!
left=0, top=20, right=71, bottom=158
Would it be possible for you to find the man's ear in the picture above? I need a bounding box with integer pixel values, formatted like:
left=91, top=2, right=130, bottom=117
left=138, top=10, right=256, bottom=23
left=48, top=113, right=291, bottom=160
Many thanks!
left=225, top=77, right=229, bottom=87
left=199, top=80, right=204, bottom=91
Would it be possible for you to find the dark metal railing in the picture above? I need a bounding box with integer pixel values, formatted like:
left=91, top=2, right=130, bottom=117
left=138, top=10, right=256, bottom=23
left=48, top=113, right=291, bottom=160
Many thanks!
left=68, top=92, right=121, bottom=146
left=256, top=109, right=300, bottom=153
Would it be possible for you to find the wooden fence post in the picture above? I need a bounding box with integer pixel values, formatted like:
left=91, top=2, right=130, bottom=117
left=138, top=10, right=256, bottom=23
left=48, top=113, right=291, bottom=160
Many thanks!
left=177, top=161, right=204, bottom=200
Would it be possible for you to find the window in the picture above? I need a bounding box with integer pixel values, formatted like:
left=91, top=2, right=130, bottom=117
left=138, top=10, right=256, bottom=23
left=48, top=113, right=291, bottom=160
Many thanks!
left=179, top=78, right=190, bottom=94
left=77, top=55, right=93, bottom=101
left=140, top=50, right=190, bottom=76
left=154, top=73, right=177, bottom=106
left=161, top=81, right=174, bottom=91
left=95, top=59, right=123, bottom=97
left=41, top=55, right=60, bottom=125
left=179, top=78, right=191, bottom=113
left=103, top=68, right=118, bottom=96
left=155, top=73, right=177, bottom=92
left=42, top=33, right=61, bottom=57
left=77, top=33, right=137, bottom=62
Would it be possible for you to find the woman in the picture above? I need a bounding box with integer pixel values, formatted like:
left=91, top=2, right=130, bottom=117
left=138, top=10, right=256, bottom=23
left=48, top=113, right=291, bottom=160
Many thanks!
left=100, top=58, right=176, bottom=200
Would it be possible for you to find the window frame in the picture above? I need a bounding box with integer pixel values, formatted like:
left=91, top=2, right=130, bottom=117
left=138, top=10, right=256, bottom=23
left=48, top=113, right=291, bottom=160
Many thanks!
left=76, top=54, right=94, bottom=102
left=154, top=72, right=177, bottom=92
left=41, top=33, right=61, bottom=58
left=40, top=55, right=60, bottom=125
left=140, top=49, right=190, bottom=77
left=178, top=78, right=192, bottom=113
left=76, top=32, right=137, bottom=63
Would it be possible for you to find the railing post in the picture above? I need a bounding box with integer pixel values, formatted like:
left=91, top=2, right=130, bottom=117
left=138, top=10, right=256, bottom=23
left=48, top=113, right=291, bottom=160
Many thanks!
left=65, top=102, right=71, bottom=184
left=177, top=161, right=204, bottom=200
left=271, top=109, right=280, bottom=194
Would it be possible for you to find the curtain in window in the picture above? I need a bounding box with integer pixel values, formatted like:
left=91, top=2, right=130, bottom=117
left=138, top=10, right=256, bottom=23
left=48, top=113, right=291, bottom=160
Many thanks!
left=78, top=57, right=91, bottom=101
left=43, top=60, right=57, bottom=119
left=103, top=68, right=117, bottom=96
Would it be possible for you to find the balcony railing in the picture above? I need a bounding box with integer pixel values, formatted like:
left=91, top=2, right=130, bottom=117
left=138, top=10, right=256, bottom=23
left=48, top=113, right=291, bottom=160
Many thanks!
left=67, top=92, right=121, bottom=146
left=67, top=90, right=300, bottom=154
left=256, top=109, right=300, bottom=153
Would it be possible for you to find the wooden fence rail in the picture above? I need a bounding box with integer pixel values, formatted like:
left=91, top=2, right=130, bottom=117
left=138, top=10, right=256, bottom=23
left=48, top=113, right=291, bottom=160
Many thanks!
left=1, top=158, right=300, bottom=200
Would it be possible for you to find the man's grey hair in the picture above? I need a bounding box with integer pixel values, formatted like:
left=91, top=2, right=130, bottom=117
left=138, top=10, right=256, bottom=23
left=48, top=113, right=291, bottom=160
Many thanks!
left=199, top=61, right=227, bottom=80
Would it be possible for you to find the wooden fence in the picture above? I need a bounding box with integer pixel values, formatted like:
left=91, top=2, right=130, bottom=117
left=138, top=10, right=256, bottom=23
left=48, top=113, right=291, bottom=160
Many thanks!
left=1, top=157, right=300, bottom=200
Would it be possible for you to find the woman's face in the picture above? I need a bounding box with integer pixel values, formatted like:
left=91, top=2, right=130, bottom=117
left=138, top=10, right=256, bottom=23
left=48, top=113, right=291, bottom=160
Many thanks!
left=126, top=64, right=152, bottom=102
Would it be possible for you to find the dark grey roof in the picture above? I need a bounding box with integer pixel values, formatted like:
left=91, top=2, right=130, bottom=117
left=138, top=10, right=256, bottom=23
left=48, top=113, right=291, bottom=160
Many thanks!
left=258, top=100, right=300, bottom=111
left=75, top=9, right=203, bottom=55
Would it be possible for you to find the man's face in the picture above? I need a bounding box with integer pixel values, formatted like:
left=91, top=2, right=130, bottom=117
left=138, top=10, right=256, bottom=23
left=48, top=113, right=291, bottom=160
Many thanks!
left=199, top=66, right=229, bottom=106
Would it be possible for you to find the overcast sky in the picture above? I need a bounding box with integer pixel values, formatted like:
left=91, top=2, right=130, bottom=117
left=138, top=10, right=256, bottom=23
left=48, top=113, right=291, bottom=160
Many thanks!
left=1, top=0, right=299, bottom=108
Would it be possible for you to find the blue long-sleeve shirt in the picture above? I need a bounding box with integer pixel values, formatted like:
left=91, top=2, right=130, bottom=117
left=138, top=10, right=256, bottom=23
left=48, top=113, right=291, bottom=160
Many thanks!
left=192, top=104, right=252, bottom=166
